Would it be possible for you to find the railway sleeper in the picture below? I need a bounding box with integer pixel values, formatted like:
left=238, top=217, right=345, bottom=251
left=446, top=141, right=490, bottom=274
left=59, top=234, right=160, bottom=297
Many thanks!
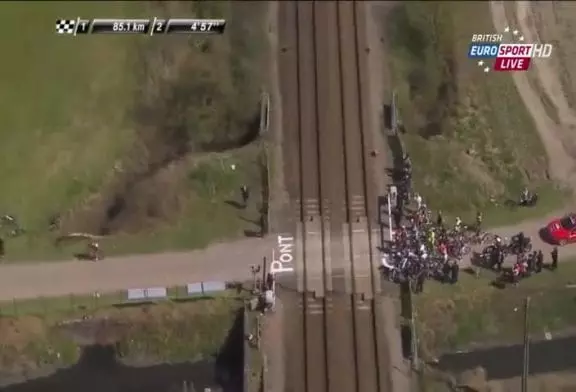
left=300, top=293, right=333, bottom=314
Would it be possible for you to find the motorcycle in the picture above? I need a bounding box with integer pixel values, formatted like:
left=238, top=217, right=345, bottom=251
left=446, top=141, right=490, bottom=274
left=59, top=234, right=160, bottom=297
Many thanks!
left=507, top=234, right=532, bottom=254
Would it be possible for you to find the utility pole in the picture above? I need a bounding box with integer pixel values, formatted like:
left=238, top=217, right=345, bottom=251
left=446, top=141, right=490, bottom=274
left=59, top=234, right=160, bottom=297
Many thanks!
left=522, top=297, right=531, bottom=392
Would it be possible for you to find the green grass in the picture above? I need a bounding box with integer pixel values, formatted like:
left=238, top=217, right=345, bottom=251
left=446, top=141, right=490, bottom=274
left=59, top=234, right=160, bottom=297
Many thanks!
left=0, top=2, right=145, bottom=230
left=100, top=146, right=266, bottom=256
left=388, top=1, right=567, bottom=220
left=3, top=145, right=265, bottom=260
left=0, top=286, right=206, bottom=318
left=415, top=259, right=576, bottom=356
left=0, top=291, right=125, bottom=318
left=0, top=2, right=269, bottom=261
left=115, top=296, right=242, bottom=363
left=0, top=2, right=143, bottom=258
left=0, top=288, right=245, bottom=369
left=437, top=183, right=571, bottom=229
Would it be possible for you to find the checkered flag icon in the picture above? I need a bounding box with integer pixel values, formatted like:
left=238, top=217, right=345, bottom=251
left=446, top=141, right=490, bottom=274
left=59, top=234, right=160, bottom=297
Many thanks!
left=56, top=19, right=76, bottom=35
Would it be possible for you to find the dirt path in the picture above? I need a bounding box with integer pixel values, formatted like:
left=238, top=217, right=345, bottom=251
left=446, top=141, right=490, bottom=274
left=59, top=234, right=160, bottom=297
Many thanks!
left=490, top=1, right=576, bottom=187
left=478, top=2, right=576, bottom=265
left=0, top=237, right=274, bottom=301
left=516, top=2, right=576, bottom=129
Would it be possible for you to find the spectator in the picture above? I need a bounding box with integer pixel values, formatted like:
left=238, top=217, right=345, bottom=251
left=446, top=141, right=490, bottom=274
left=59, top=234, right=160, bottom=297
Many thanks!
left=436, top=210, right=444, bottom=227
left=450, top=260, right=459, bottom=284
left=240, top=185, right=250, bottom=207
left=415, top=271, right=425, bottom=293
left=536, top=250, right=544, bottom=273
left=512, top=263, right=521, bottom=286
left=551, top=246, right=558, bottom=270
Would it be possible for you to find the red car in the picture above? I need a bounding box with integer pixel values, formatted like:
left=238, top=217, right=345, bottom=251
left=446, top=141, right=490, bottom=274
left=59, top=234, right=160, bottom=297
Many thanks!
left=546, top=214, right=576, bottom=245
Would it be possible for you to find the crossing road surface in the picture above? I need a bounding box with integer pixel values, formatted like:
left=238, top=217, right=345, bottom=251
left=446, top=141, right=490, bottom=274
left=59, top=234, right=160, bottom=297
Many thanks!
left=0, top=237, right=276, bottom=301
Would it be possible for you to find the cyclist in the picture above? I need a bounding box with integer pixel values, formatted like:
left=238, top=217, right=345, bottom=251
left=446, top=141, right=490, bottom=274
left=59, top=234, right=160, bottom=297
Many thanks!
left=427, top=229, right=436, bottom=249
left=520, top=187, right=530, bottom=204
left=88, top=241, right=101, bottom=261
left=454, top=216, right=462, bottom=233
left=438, top=241, right=448, bottom=262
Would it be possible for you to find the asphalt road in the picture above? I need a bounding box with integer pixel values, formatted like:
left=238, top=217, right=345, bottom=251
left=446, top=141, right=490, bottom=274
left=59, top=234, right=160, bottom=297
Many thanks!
left=0, top=207, right=573, bottom=300
left=0, top=237, right=275, bottom=300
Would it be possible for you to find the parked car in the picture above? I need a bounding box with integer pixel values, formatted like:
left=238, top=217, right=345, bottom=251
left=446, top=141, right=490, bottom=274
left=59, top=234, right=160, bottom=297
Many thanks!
left=546, top=213, right=576, bottom=245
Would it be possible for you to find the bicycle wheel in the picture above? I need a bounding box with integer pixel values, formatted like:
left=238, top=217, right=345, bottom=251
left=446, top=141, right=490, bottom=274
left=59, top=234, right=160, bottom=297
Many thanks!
left=481, top=233, right=496, bottom=243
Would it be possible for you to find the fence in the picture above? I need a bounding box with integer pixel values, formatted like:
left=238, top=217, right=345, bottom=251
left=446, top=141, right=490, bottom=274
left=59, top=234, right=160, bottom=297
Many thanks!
left=243, top=301, right=265, bottom=392
left=388, top=89, right=419, bottom=369
left=259, top=90, right=272, bottom=236
left=0, top=281, right=230, bottom=317
left=243, top=302, right=251, bottom=392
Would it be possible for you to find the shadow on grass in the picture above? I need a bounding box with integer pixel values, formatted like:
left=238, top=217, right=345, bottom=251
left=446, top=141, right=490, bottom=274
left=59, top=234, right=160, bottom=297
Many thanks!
left=244, top=230, right=262, bottom=238
left=225, top=200, right=246, bottom=210
left=112, top=301, right=157, bottom=309
left=401, top=323, right=413, bottom=360
left=383, top=104, right=392, bottom=129
left=239, top=216, right=262, bottom=226
left=73, top=253, right=96, bottom=261
left=171, top=296, right=215, bottom=304
left=399, top=281, right=415, bottom=360
left=215, top=308, right=245, bottom=389
left=1, top=309, right=248, bottom=391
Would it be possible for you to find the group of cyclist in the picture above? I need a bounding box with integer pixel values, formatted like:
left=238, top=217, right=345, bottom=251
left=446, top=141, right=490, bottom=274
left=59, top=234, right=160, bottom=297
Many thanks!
left=382, top=190, right=491, bottom=291
left=383, top=173, right=558, bottom=291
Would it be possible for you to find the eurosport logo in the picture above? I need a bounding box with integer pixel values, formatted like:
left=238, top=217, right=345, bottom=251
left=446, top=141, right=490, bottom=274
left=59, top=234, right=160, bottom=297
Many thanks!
left=467, top=26, right=553, bottom=73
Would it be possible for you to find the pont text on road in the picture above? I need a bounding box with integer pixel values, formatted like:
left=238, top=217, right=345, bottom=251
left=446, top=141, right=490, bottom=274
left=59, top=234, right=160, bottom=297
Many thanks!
left=270, top=234, right=295, bottom=274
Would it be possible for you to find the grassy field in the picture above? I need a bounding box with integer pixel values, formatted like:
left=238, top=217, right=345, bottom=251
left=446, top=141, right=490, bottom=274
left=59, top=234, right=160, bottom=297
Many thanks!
left=0, top=288, right=245, bottom=372
left=414, top=260, right=576, bottom=357
left=0, top=2, right=143, bottom=237
left=0, top=1, right=269, bottom=261
left=387, top=1, right=569, bottom=223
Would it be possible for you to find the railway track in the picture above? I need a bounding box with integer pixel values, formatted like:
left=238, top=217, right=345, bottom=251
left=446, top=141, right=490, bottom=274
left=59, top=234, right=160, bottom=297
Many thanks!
left=279, top=1, right=392, bottom=391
